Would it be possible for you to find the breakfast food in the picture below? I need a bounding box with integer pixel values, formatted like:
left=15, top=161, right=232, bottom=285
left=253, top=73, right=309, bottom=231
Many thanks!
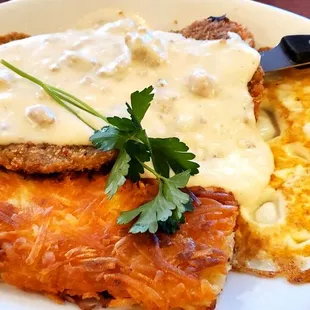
left=0, top=171, right=238, bottom=309
left=178, top=16, right=264, bottom=120
left=0, top=16, right=264, bottom=174
left=0, top=143, right=117, bottom=174
left=178, top=15, right=255, bottom=47
left=234, top=68, right=310, bottom=283
left=0, top=14, right=274, bottom=310
left=0, top=32, right=29, bottom=45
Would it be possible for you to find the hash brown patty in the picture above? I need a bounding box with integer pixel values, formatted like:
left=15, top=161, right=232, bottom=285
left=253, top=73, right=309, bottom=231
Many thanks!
left=0, top=16, right=264, bottom=174
left=0, top=171, right=239, bottom=309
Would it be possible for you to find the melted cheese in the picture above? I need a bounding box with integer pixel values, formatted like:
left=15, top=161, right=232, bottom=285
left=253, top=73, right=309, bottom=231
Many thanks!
left=0, top=19, right=274, bottom=205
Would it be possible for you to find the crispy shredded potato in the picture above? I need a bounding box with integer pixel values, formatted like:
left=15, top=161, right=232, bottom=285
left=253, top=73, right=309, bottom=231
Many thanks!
left=0, top=171, right=238, bottom=310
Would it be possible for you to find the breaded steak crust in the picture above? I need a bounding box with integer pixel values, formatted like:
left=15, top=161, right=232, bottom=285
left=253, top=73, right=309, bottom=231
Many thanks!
left=0, top=32, right=29, bottom=44
left=0, top=17, right=263, bottom=174
left=177, top=15, right=255, bottom=47
left=178, top=17, right=263, bottom=119
left=0, top=144, right=117, bottom=174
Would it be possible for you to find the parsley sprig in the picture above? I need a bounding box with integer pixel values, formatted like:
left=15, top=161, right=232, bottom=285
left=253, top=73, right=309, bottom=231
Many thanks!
left=1, top=59, right=199, bottom=234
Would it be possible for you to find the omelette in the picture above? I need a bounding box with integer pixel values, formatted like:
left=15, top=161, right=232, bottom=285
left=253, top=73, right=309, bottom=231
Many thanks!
left=234, top=68, right=310, bottom=283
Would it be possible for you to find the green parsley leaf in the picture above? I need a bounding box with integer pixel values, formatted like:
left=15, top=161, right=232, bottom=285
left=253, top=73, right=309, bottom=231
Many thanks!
left=105, top=149, right=130, bottom=199
left=125, top=140, right=151, bottom=162
left=106, top=116, right=138, bottom=132
left=158, top=209, right=184, bottom=235
left=90, top=126, right=132, bottom=151
left=118, top=182, right=175, bottom=233
left=118, top=171, right=192, bottom=234
left=162, top=170, right=191, bottom=214
left=160, top=171, right=191, bottom=232
left=150, top=137, right=200, bottom=177
left=164, top=169, right=191, bottom=188
left=125, top=140, right=151, bottom=182
left=127, top=86, right=154, bottom=124
left=126, top=158, right=143, bottom=182
left=90, top=87, right=154, bottom=152
left=158, top=185, right=195, bottom=235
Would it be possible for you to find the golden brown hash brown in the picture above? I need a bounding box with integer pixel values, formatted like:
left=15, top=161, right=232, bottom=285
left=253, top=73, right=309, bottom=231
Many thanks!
left=0, top=16, right=263, bottom=174
left=0, top=171, right=239, bottom=310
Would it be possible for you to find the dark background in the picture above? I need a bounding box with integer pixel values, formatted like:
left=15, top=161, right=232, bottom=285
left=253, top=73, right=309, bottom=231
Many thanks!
left=0, top=0, right=309, bottom=18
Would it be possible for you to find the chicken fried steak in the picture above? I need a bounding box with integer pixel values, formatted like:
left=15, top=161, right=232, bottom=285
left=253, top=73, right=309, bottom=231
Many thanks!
left=0, top=16, right=263, bottom=174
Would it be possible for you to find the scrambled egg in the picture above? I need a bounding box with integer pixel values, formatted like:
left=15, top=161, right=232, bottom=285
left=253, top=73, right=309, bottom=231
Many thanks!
left=234, top=68, right=310, bottom=283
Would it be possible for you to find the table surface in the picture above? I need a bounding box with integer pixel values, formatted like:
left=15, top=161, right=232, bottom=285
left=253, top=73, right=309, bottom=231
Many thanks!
left=0, top=0, right=309, bottom=17
left=260, top=0, right=310, bottom=18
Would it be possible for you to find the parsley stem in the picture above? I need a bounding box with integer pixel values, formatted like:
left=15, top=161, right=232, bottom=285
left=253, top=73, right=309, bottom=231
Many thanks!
left=140, top=161, right=164, bottom=180
left=0, top=59, right=107, bottom=126
left=0, top=60, right=95, bottom=130
left=50, top=86, right=108, bottom=122
left=1, top=59, right=48, bottom=89
left=55, top=92, right=100, bottom=116
left=45, top=86, right=97, bottom=130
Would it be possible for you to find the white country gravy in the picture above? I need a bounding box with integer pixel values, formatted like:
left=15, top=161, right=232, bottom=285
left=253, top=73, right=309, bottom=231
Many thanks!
left=0, top=19, right=274, bottom=205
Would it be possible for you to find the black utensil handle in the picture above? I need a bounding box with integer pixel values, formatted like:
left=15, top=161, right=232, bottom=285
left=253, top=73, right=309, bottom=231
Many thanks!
left=281, top=35, right=310, bottom=64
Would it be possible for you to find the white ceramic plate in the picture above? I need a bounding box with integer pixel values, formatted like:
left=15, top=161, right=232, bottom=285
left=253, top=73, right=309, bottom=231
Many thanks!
left=0, top=0, right=310, bottom=309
